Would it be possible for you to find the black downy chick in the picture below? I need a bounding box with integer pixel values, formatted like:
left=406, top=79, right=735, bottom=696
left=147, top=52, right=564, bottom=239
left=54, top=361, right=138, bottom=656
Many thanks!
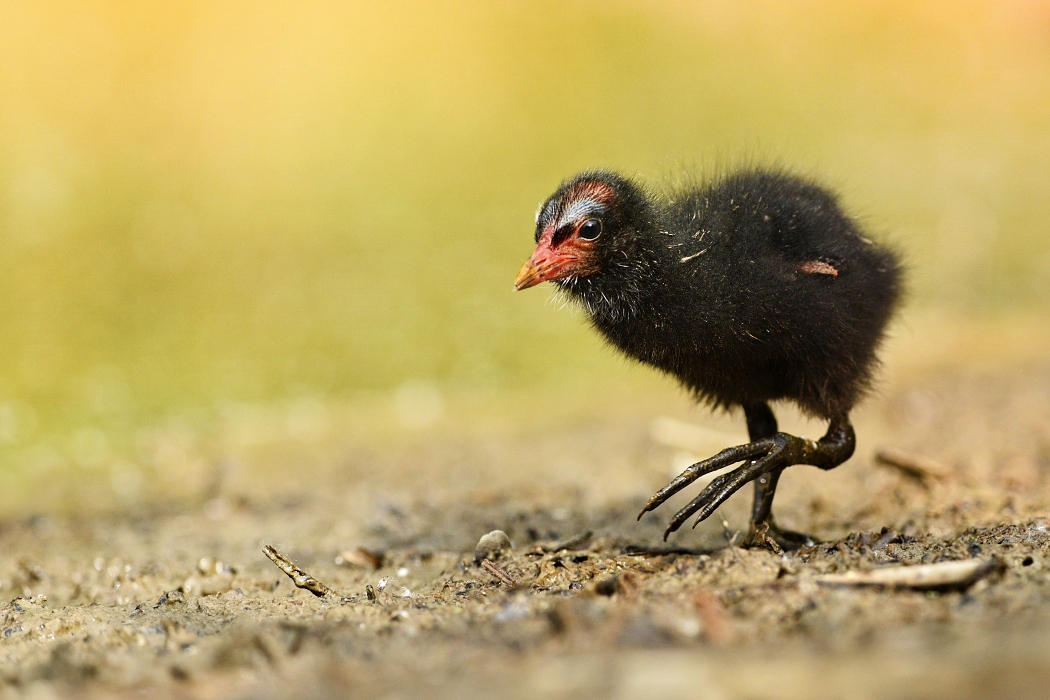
left=515, top=169, right=902, bottom=549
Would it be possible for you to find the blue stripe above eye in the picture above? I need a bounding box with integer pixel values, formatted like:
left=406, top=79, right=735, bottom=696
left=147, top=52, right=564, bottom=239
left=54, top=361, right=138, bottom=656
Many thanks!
left=558, top=198, right=604, bottom=228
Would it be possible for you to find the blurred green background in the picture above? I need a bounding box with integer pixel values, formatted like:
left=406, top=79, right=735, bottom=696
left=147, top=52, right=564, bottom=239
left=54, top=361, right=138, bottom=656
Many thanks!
left=1, top=1, right=1048, bottom=512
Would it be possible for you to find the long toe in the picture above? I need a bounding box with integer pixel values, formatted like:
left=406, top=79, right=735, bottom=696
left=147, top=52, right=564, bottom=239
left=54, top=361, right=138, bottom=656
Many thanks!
left=639, top=438, right=776, bottom=520
left=662, top=446, right=786, bottom=538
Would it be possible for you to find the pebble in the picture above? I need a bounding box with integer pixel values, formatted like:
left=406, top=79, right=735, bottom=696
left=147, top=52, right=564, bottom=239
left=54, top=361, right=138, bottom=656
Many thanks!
left=474, top=530, right=513, bottom=564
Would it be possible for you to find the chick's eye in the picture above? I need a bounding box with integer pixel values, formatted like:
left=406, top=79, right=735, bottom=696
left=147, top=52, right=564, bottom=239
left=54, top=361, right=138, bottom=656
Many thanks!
left=578, top=219, right=602, bottom=241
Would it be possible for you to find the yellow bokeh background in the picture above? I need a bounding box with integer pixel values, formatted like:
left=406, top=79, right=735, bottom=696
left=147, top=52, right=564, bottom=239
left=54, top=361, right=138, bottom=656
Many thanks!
left=1, top=1, right=1048, bottom=511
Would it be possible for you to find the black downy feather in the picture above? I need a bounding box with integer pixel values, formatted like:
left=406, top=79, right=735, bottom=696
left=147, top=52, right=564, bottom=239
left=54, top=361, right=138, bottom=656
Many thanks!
left=538, top=169, right=903, bottom=419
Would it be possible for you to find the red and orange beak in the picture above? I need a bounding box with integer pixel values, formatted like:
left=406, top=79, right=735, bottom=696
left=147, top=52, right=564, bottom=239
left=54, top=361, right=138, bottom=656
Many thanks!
left=514, top=230, right=594, bottom=291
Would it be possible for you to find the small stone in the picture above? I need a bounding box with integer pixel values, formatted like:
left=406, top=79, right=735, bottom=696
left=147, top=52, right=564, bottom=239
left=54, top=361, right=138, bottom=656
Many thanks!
left=474, top=530, right=513, bottom=564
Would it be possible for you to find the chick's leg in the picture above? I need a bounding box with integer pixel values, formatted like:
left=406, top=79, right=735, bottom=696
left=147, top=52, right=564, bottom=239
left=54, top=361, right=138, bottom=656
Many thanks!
left=743, top=404, right=817, bottom=551
left=638, top=412, right=855, bottom=544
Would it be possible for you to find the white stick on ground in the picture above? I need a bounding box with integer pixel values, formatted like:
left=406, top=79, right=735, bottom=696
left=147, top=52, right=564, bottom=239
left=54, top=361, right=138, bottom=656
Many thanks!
left=815, top=558, right=1001, bottom=590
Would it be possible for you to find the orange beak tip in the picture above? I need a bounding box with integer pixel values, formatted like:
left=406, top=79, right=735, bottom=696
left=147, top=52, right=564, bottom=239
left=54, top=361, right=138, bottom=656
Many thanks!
left=514, top=260, right=541, bottom=291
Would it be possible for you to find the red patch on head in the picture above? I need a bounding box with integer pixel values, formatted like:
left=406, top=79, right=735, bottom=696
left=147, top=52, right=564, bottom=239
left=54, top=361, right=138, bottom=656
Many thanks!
left=797, top=260, right=839, bottom=276
left=568, top=180, right=616, bottom=207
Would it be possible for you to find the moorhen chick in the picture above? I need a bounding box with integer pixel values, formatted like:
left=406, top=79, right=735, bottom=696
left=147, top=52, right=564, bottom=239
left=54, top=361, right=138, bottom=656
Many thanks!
left=515, top=169, right=902, bottom=549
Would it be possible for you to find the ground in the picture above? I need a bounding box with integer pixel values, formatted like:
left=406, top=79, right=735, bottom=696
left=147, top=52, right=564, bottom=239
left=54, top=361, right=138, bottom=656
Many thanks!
left=2, top=341, right=1050, bottom=699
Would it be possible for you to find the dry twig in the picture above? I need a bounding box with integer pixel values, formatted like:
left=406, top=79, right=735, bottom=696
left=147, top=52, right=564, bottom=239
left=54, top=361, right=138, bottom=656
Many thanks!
left=480, top=559, right=519, bottom=588
left=262, top=545, right=335, bottom=598
left=815, top=558, right=1001, bottom=591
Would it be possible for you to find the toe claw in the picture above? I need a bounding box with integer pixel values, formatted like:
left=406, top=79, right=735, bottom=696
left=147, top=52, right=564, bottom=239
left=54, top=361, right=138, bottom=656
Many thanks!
left=638, top=439, right=776, bottom=520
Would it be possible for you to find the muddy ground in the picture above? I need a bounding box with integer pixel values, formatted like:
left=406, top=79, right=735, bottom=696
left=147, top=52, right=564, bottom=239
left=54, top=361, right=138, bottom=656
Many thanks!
left=2, top=359, right=1050, bottom=699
